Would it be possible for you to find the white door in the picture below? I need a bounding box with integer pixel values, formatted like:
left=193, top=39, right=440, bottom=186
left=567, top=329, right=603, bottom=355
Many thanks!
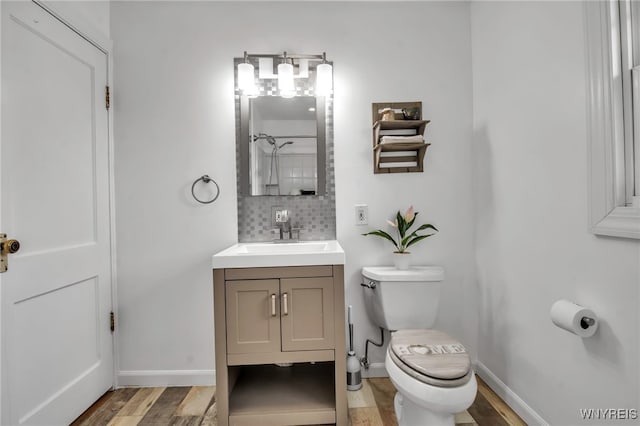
left=1, top=2, right=113, bottom=424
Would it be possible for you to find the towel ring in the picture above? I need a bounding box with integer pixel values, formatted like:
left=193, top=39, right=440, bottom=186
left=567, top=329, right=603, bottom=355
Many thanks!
left=191, top=175, right=220, bottom=204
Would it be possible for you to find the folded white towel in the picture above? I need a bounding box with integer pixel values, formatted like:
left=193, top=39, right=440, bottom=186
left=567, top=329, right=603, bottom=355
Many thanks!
left=380, top=135, right=424, bottom=144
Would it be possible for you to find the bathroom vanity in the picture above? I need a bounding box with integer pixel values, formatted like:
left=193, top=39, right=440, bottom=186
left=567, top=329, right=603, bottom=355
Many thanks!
left=212, top=241, right=347, bottom=426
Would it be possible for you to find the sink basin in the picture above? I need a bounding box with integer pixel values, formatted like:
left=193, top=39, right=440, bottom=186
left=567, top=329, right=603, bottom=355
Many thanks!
left=212, top=240, right=345, bottom=268
left=239, top=242, right=330, bottom=254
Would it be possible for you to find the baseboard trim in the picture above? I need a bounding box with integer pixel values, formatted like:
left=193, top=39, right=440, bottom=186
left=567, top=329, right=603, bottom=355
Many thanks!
left=361, top=362, right=388, bottom=378
left=475, top=361, right=548, bottom=425
left=117, top=369, right=215, bottom=388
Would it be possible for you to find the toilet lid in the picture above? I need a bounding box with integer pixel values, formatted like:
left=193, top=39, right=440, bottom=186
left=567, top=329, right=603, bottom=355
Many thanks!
left=390, top=329, right=472, bottom=387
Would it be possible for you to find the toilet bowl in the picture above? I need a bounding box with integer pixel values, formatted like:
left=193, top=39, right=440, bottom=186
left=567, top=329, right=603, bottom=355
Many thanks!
left=385, top=329, right=477, bottom=425
left=361, top=267, right=477, bottom=426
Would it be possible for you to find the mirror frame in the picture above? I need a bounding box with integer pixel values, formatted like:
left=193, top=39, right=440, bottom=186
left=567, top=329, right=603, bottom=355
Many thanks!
left=238, top=95, right=327, bottom=196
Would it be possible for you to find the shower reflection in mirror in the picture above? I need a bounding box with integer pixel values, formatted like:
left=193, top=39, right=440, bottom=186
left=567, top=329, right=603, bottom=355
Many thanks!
left=249, top=96, right=318, bottom=196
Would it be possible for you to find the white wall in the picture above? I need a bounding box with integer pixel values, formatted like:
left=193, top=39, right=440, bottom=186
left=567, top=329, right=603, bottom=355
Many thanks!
left=471, top=2, right=640, bottom=424
left=111, top=1, right=476, bottom=383
left=331, top=3, right=477, bottom=370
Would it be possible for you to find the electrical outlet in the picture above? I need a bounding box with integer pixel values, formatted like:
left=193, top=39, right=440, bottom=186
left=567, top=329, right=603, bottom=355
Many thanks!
left=275, top=209, right=288, bottom=223
left=272, top=206, right=289, bottom=225
left=355, top=204, right=368, bottom=225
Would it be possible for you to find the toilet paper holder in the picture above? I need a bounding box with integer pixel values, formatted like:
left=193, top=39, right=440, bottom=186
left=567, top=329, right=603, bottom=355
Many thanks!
left=550, top=299, right=598, bottom=338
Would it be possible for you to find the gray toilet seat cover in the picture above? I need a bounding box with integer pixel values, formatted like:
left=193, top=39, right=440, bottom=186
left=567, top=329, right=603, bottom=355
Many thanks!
left=390, top=329, right=472, bottom=386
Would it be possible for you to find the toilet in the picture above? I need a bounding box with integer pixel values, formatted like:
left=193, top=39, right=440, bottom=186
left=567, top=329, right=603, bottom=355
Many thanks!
left=361, top=266, right=477, bottom=426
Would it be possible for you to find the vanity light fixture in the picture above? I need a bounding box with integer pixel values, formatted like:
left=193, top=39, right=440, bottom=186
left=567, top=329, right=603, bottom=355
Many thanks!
left=315, top=52, right=333, bottom=97
left=236, top=51, right=333, bottom=97
left=237, top=51, right=255, bottom=93
left=278, top=53, right=295, bottom=98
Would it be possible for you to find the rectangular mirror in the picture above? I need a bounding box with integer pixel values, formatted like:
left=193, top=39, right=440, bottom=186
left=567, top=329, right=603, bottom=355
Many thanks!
left=239, top=95, right=326, bottom=196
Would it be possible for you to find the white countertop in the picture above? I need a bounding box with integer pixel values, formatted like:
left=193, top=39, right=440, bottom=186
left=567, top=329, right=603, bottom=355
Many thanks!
left=211, top=240, right=345, bottom=269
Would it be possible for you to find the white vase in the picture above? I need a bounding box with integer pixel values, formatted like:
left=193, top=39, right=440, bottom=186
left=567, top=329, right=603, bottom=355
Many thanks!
left=393, top=252, right=412, bottom=270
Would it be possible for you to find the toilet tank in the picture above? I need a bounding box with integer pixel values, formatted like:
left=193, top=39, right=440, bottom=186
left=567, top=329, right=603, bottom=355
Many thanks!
left=361, top=266, right=444, bottom=330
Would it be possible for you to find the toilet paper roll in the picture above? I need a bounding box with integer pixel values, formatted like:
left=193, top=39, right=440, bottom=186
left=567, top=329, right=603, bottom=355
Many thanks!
left=550, top=299, right=598, bottom=338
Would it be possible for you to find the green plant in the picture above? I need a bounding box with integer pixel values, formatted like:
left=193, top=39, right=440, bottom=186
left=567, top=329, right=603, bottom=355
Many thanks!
left=362, top=206, right=438, bottom=253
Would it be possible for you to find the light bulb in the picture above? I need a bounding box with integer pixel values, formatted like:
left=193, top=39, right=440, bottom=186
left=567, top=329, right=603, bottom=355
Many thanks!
left=237, top=62, right=255, bottom=92
left=278, top=62, right=294, bottom=94
left=244, top=84, right=259, bottom=98
left=316, top=62, right=332, bottom=97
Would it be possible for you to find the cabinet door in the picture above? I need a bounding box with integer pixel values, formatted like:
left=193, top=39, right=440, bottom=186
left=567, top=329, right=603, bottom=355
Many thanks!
left=226, top=280, right=281, bottom=354
left=280, top=277, right=335, bottom=351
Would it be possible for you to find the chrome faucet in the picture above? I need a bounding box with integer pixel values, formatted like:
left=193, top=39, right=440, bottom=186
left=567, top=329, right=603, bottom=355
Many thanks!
left=279, top=220, right=292, bottom=240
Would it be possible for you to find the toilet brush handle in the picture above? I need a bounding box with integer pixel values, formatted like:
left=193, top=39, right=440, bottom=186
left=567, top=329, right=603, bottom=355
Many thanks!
left=349, top=323, right=354, bottom=352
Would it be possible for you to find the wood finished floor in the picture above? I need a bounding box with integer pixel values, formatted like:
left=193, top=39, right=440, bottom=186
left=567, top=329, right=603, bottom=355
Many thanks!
left=71, top=376, right=526, bottom=426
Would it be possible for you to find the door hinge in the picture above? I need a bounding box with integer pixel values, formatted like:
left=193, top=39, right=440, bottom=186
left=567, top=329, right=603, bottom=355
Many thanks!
left=105, top=86, right=110, bottom=110
left=110, top=311, right=115, bottom=333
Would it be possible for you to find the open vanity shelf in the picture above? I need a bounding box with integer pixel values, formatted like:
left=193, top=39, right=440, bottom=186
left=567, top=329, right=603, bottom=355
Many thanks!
left=213, top=265, right=347, bottom=426
left=228, top=363, right=336, bottom=424
left=372, top=102, right=431, bottom=174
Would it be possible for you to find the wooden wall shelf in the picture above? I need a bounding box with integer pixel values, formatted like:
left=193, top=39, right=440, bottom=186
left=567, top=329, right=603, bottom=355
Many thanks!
left=371, top=102, right=431, bottom=174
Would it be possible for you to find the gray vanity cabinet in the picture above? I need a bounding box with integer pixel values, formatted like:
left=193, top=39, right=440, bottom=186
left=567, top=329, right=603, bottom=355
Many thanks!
left=213, top=265, right=347, bottom=426
left=226, top=277, right=335, bottom=354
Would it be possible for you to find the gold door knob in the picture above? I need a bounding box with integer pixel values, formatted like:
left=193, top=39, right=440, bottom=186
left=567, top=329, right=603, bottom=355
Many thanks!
left=2, top=239, right=20, bottom=254
left=0, top=234, right=19, bottom=273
